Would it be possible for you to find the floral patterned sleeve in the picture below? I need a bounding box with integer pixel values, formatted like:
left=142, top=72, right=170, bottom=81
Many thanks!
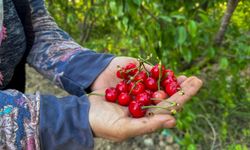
left=27, top=0, right=114, bottom=96
left=0, top=90, right=94, bottom=150
left=0, top=90, right=40, bottom=150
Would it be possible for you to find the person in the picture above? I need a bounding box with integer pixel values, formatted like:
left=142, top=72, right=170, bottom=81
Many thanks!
left=0, top=0, right=203, bottom=149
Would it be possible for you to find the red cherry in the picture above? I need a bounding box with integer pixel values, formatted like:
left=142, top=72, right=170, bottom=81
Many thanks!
left=118, top=92, right=132, bottom=106
left=128, top=82, right=145, bottom=95
left=145, top=77, right=158, bottom=91
left=136, top=92, right=151, bottom=106
left=151, top=90, right=168, bottom=105
left=161, top=76, right=177, bottom=87
left=128, top=101, right=146, bottom=118
left=105, top=87, right=118, bottom=102
left=145, top=89, right=153, bottom=97
left=125, top=63, right=138, bottom=76
left=116, top=67, right=128, bottom=79
left=162, top=69, right=175, bottom=79
left=150, top=64, right=166, bottom=79
left=116, top=81, right=128, bottom=93
left=165, top=82, right=180, bottom=96
left=134, top=71, right=147, bottom=82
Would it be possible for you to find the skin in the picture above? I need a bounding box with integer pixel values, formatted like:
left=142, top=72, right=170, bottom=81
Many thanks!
left=88, top=57, right=203, bottom=141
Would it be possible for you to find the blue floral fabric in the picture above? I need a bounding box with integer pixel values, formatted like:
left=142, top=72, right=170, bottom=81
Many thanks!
left=0, top=0, right=114, bottom=149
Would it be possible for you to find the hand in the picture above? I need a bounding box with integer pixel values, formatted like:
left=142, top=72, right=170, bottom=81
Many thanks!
left=88, top=89, right=176, bottom=141
left=88, top=76, right=203, bottom=141
left=90, top=57, right=151, bottom=91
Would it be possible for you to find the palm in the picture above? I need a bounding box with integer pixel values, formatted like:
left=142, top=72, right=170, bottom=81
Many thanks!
left=90, top=57, right=143, bottom=91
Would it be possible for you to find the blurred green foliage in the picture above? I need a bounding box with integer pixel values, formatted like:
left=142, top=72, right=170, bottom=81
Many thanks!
left=46, top=0, right=250, bottom=149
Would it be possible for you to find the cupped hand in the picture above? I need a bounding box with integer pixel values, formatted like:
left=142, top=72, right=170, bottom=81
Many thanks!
left=88, top=89, right=176, bottom=142
left=88, top=76, right=203, bottom=141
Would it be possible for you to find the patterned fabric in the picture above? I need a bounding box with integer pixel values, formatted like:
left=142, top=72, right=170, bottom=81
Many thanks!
left=0, top=90, right=40, bottom=150
left=26, top=0, right=89, bottom=89
left=0, top=0, right=26, bottom=89
left=0, top=0, right=114, bottom=149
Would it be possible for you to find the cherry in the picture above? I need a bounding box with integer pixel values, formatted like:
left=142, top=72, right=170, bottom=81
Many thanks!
left=116, top=81, right=128, bottom=93
left=105, top=87, right=118, bottom=102
left=150, top=64, right=166, bottom=79
left=165, top=82, right=180, bottom=96
left=161, top=76, right=177, bottom=87
left=162, top=69, right=175, bottom=80
left=118, top=92, right=132, bottom=106
left=145, top=89, right=153, bottom=97
left=134, top=71, right=147, bottom=82
left=128, top=82, right=145, bottom=95
left=125, top=63, right=138, bottom=76
left=145, top=77, right=158, bottom=91
left=128, top=101, right=146, bottom=118
left=136, top=92, right=151, bottom=106
left=151, top=90, right=168, bottom=105
left=116, top=67, right=128, bottom=79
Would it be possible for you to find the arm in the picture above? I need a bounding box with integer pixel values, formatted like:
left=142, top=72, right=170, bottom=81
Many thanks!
left=0, top=89, right=94, bottom=149
left=26, top=0, right=114, bottom=96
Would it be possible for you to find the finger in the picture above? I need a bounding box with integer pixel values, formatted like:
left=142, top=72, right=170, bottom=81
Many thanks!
left=143, top=63, right=153, bottom=72
left=177, top=75, right=187, bottom=84
left=122, top=114, right=176, bottom=138
left=149, top=76, right=203, bottom=114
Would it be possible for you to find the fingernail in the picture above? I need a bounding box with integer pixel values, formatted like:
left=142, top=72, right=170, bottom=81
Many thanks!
left=164, top=119, right=176, bottom=128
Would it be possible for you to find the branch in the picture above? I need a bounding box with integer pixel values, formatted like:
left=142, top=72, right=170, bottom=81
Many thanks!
left=214, top=0, right=239, bottom=46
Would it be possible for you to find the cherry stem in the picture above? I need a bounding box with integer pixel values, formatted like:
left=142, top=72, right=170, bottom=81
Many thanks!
left=86, top=93, right=105, bottom=97
left=150, top=98, right=177, bottom=106
left=129, top=79, right=143, bottom=95
left=125, top=67, right=137, bottom=74
left=138, top=56, right=153, bottom=66
left=157, top=61, right=162, bottom=90
left=141, top=62, right=150, bottom=77
left=141, top=105, right=173, bottom=110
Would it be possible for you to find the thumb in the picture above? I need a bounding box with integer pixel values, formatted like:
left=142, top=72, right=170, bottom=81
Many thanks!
left=124, top=114, right=176, bottom=138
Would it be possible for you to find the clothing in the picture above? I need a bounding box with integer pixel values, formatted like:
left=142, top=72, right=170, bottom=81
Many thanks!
left=0, top=0, right=114, bottom=149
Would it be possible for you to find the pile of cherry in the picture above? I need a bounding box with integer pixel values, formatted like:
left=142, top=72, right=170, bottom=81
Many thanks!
left=105, top=61, right=181, bottom=118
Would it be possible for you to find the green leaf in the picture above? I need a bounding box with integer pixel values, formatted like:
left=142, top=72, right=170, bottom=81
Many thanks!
left=187, top=20, right=197, bottom=37
left=109, top=1, right=116, bottom=12
left=177, top=26, right=187, bottom=45
left=133, top=0, right=141, bottom=6
left=182, top=48, right=192, bottom=63
left=171, top=14, right=186, bottom=20
left=159, top=15, right=172, bottom=23
left=219, top=57, right=229, bottom=70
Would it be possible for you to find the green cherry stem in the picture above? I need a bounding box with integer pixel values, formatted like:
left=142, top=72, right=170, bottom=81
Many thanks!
left=150, top=98, right=178, bottom=106
left=157, top=61, right=162, bottom=90
left=138, top=56, right=154, bottom=66
left=129, top=79, right=143, bottom=95
left=141, top=105, right=173, bottom=110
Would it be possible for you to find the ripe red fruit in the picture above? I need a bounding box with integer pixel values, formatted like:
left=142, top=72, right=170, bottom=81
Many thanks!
left=161, top=76, right=177, bottom=87
left=150, top=64, right=166, bottom=79
left=134, top=71, right=147, bottom=82
left=125, top=63, right=138, bottom=76
left=165, top=82, right=180, bottom=96
left=136, top=92, right=151, bottom=106
left=128, top=101, right=146, bottom=118
left=118, top=92, right=132, bottom=106
left=105, top=87, right=118, bottom=102
left=128, top=82, right=145, bottom=95
left=145, top=89, right=153, bottom=97
left=116, top=81, right=128, bottom=93
left=162, top=69, right=175, bottom=79
left=145, top=77, right=158, bottom=91
left=151, top=90, right=168, bottom=105
left=116, top=67, right=128, bottom=79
